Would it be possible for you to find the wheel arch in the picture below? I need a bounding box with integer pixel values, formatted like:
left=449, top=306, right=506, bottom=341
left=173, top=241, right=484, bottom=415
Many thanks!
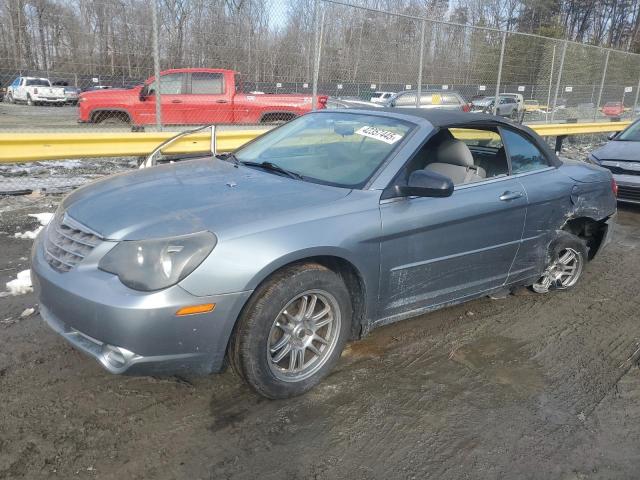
left=90, top=108, right=132, bottom=123
left=561, top=215, right=610, bottom=260
left=259, top=111, right=298, bottom=123
left=245, top=248, right=370, bottom=340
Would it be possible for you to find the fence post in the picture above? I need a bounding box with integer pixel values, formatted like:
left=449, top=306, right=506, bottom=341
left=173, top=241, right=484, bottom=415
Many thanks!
left=545, top=44, right=556, bottom=123
left=551, top=41, right=567, bottom=122
left=633, top=69, right=640, bottom=118
left=311, top=0, right=325, bottom=111
left=594, top=49, right=610, bottom=121
left=493, top=32, right=506, bottom=116
left=151, top=0, right=162, bottom=130
left=416, top=19, right=426, bottom=108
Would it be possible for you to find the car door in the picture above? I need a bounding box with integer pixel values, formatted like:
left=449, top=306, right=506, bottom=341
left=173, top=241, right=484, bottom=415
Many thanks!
left=378, top=128, right=527, bottom=320
left=182, top=72, right=233, bottom=124
left=144, top=72, right=188, bottom=125
left=498, top=127, right=571, bottom=284
left=14, top=78, right=25, bottom=101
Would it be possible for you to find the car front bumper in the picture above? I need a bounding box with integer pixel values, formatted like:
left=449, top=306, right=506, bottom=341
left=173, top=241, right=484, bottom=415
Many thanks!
left=31, top=233, right=252, bottom=376
left=613, top=174, right=640, bottom=204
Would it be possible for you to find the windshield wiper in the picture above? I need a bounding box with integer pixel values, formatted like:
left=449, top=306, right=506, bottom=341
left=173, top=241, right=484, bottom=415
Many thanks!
left=238, top=161, right=303, bottom=180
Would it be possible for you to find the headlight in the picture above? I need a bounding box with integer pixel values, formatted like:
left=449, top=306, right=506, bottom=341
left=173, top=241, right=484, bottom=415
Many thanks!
left=99, top=231, right=216, bottom=291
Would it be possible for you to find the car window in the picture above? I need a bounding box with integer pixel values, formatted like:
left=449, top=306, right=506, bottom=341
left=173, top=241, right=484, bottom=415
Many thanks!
left=25, top=79, right=50, bottom=87
left=617, top=121, right=640, bottom=141
left=394, top=93, right=417, bottom=106
left=442, top=94, right=462, bottom=105
left=11, top=78, right=20, bottom=87
left=149, top=73, right=184, bottom=95
left=191, top=72, right=224, bottom=95
left=450, top=128, right=508, bottom=179
left=501, top=129, right=549, bottom=174
left=234, top=112, right=414, bottom=188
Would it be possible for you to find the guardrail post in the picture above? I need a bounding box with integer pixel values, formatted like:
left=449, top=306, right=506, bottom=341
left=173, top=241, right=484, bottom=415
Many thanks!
left=416, top=19, right=426, bottom=108
left=311, top=0, right=325, bottom=111
left=493, top=32, right=506, bottom=116
left=551, top=41, right=567, bottom=122
left=594, top=49, right=610, bottom=121
left=151, top=0, right=162, bottom=130
left=545, top=44, right=556, bottom=123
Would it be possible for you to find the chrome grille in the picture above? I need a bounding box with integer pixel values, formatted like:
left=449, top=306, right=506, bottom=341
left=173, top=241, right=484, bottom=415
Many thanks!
left=44, top=213, right=102, bottom=272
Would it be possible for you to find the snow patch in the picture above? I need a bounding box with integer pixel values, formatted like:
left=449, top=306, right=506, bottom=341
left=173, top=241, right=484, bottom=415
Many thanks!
left=5, top=270, right=33, bottom=296
left=14, top=212, right=54, bottom=239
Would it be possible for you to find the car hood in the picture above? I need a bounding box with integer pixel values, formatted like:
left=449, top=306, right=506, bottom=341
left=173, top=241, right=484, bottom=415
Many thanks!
left=62, top=158, right=351, bottom=241
left=591, top=140, right=639, bottom=162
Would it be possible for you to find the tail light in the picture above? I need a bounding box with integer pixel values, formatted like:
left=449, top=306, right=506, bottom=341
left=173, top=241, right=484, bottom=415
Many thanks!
left=33, top=88, right=38, bottom=94
left=611, top=177, right=618, bottom=197
left=317, top=96, right=327, bottom=109
left=462, top=103, right=471, bottom=113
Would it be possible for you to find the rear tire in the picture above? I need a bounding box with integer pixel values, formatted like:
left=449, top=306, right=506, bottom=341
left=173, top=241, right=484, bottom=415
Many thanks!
left=229, top=263, right=351, bottom=399
left=26, top=95, right=33, bottom=106
left=531, top=231, right=588, bottom=293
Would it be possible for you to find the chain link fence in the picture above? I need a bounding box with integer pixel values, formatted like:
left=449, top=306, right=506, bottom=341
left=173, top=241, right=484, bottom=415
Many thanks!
left=0, top=0, right=639, bottom=132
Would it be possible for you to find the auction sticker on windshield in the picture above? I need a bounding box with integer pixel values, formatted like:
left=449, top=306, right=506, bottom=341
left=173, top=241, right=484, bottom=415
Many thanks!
left=355, top=126, right=404, bottom=144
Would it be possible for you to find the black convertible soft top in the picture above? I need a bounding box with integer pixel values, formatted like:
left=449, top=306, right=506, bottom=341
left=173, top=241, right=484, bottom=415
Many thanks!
left=374, top=107, right=511, bottom=128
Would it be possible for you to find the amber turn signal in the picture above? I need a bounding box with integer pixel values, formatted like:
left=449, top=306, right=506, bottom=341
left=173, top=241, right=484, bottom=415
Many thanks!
left=176, top=303, right=216, bottom=316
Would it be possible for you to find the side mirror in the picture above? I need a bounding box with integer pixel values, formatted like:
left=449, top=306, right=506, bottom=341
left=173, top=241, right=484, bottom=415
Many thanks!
left=139, top=86, right=149, bottom=101
left=396, top=169, right=454, bottom=198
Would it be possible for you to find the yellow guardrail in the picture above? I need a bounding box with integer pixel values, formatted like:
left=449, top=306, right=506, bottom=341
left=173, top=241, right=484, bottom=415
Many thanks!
left=0, top=121, right=631, bottom=164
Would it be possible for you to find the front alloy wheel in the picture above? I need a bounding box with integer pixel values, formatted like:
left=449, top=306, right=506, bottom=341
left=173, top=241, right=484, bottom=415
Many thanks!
left=267, top=290, right=341, bottom=382
left=229, top=263, right=351, bottom=399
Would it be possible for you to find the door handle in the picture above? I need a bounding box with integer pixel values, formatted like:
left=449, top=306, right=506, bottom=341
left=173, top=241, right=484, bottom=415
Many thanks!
left=170, top=99, right=183, bottom=104
left=499, top=191, right=524, bottom=201
left=215, top=99, right=228, bottom=104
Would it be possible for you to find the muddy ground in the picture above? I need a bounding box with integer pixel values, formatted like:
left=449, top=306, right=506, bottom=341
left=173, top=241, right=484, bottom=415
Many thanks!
left=1, top=152, right=640, bottom=480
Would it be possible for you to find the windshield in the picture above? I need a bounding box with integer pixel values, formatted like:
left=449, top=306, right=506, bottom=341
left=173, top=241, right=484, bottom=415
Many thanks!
left=234, top=112, right=414, bottom=188
left=617, top=120, right=640, bottom=141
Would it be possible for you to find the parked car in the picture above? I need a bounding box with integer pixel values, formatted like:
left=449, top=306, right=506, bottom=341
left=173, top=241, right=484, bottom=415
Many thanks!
left=524, top=99, right=540, bottom=112
left=602, top=101, right=625, bottom=118
left=370, top=91, right=395, bottom=103
left=33, top=108, right=616, bottom=399
left=325, top=97, right=382, bottom=109
left=387, top=90, right=470, bottom=112
left=5, top=76, right=66, bottom=106
left=588, top=118, right=640, bottom=204
left=471, top=96, right=518, bottom=118
left=62, top=86, right=81, bottom=105
left=78, top=68, right=327, bottom=125
left=500, top=93, right=524, bottom=113
left=0, top=85, right=6, bottom=102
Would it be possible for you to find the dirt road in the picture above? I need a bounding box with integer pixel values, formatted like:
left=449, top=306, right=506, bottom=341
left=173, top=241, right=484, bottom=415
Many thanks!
left=1, top=194, right=639, bottom=480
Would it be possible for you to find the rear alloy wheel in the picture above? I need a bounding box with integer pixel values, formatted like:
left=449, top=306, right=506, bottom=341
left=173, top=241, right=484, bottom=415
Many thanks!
left=532, top=232, right=587, bottom=293
left=229, top=263, right=351, bottom=399
left=26, top=95, right=34, bottom=106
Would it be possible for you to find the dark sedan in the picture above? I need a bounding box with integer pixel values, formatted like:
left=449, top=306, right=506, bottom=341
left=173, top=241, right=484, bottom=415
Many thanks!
left=589, top=119, right=640, bottom=204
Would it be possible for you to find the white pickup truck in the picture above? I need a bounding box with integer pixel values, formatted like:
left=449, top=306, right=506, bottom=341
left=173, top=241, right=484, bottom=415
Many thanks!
left=6, top=77, right=66, bottom=106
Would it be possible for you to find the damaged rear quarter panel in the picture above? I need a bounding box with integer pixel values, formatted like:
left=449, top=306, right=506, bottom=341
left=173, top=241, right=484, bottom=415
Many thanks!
left=507, top=162, right=616, bottom=284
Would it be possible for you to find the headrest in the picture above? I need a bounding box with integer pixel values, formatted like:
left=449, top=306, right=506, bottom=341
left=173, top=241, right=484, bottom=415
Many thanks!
left=437, top=139, right=474, bottom=168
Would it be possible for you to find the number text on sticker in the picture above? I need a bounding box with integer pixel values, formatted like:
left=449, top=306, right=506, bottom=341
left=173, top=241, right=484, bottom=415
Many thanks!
left=355, top=126, right=403, bottom=144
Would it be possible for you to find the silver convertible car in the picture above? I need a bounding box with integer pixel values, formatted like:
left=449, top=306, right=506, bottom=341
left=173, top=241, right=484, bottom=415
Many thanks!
left=32, top=109, right=617, bottom=398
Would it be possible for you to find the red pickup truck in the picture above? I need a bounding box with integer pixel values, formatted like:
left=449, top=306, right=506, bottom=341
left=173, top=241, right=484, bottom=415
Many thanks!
left=78, top=68, right=327, bottom=125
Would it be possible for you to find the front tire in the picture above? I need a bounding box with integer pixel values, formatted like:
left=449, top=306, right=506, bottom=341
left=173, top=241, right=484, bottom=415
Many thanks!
left=229, top=263, right=351, bottom=399
left=531, top=231, right=587, bottom=293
